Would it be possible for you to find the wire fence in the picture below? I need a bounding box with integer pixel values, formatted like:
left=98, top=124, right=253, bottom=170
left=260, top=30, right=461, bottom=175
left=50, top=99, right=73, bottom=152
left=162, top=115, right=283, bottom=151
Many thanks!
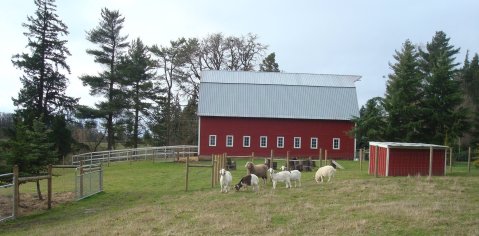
left=75, top=164, right=103, bottom=200
left=72, top=145, right=198, bottom=166
left=0, top=173, right=14, bottom=222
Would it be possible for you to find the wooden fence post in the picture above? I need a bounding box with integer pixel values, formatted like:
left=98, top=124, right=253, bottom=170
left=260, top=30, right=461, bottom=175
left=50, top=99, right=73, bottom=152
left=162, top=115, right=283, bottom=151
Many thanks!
left=13, top=165, right=19, bottom=219
left=270, top=149, right=274, bottom=169
left=185, top=155, right=189, bottom=191
left=99, top=163, right=103, bottom=192
left=223, top=153, right=227, bottom=169
left=449, top=147, right=453, bottom=173
left=429, top=146, right=433, bottom=177
left=325, top=150, right=328, bottom=164
left=211, top=154, right=214, bottom=188
left=319, top=148, right=322, bottom=167
left=47, top=164, right=52, bottom=209
left=468, top=146, right=471, bottom=174
left=286, top=151, right=290, bottom=170
left=79, top=161, right=84, bottom=198
left=359, top=148, right=363, bottom=172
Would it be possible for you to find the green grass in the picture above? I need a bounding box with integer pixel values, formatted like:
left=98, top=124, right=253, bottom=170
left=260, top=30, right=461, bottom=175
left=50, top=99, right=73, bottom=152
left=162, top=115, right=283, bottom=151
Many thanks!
left=1, top=159, right=478, bottom=235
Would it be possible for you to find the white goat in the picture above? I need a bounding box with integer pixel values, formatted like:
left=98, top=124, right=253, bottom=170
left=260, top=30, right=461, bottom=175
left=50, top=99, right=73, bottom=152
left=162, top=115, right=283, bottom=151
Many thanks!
left=280, top=166, right=301, bottom=187
left=315, top=166, right=335, bottom=183
left=219, top=168, right=233, bottom=193
left=268, top=168, right=291, bottom=189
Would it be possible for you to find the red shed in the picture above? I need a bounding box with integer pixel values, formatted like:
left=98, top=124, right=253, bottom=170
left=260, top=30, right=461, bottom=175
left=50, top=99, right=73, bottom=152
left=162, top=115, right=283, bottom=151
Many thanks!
left=369, top=142, right=448, bottom=176
left=197, top=71, right=361, bottom=159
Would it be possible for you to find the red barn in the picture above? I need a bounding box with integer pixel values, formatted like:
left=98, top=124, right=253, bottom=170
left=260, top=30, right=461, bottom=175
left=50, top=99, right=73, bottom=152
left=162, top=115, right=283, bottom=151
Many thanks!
left=197, top=71, right=361, bottom=159
left=369, top=142, right=448, bottom=176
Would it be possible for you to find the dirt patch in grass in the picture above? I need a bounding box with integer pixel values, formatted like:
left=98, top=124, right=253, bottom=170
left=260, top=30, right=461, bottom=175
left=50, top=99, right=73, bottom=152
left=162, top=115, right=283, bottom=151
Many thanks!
left=0, top=192, right=75, bottom=217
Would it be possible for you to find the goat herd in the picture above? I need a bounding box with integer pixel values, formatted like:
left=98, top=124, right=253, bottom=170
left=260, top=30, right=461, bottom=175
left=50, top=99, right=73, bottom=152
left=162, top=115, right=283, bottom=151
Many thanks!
left=219, top=160, right=343, bottom=193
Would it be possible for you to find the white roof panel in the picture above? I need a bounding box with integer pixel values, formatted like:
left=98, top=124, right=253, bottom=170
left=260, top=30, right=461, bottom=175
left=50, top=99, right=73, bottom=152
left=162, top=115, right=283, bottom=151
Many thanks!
left=369, top=142, right=448, bottom=149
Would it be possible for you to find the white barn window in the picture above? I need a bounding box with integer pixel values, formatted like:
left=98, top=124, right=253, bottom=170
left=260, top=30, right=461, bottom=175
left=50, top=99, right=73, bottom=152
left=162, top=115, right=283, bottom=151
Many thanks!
left=311, top=137, right=318, bottom=149
left=333, top=138, right=340, bottom=150
left=209, top=135, right=217, bottom=147
left=226, top=135, right=233, bottom=147
left=243, top=136, right=251, bottom=147
left=260, top=136, right=267, bottom=148
left=294, top=137, right=301, bottom=149
left=277, top=136, right=284, bottom=148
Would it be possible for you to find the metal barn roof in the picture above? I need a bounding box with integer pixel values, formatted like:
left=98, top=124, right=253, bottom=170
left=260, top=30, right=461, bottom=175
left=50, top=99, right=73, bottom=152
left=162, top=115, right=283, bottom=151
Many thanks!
left=369, top=142, right=449, bottom=149
left=198, top=70, right=360, bottom=120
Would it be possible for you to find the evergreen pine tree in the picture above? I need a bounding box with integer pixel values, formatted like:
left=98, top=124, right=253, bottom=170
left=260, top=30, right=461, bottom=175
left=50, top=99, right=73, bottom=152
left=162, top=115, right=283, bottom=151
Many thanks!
left=384, top=40, right=424, bottom=142
left=9, top=0, right=77, bottom=180
left=1, top=118, right=57, bottom=199
left=118, top=38, right=156, bottom=148
left=460, top=53, right=479, bottom=144
left=80, top=8, right=129, bottom=150
left=12, top=0, right=77, bottom=124
left=350, top=97, right=387, bottom=148
left=259, top=52, right=280, bottom=72
left=419, top=31, right=469, bottom=145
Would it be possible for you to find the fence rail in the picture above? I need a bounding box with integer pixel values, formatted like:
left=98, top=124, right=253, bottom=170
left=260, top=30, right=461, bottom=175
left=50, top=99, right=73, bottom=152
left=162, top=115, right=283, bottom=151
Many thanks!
left=0, top=173, right=14, bottom=222
left=72, top=145, right=198, bottom=165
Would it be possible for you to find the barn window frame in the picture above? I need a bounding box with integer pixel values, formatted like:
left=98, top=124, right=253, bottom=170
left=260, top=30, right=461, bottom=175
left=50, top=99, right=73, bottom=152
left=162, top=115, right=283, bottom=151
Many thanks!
left=277, top=136, right=284, bottom=148
left=209, top=135, right=217, bottom=147
left=243, top=136, right=251, bottom=147
left=260, top=136, right=267, bottom=148
left=226, top=135, right=233, bottom=147
left=310, top=137, right=318, bottom=149
left=333, top=138, right=340, bottom=150
left=294, top=137, right=301, bottom=149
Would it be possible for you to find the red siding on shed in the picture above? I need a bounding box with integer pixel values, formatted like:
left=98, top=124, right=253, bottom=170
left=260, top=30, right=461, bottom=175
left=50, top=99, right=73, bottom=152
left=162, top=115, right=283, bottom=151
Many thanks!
left=199, top=116, right=355, bottom=159
left=388, top=149, right=445, bottom=176
left=368, top=146, right=388, bottom=176
left=369, top=143, right=446, bottom=176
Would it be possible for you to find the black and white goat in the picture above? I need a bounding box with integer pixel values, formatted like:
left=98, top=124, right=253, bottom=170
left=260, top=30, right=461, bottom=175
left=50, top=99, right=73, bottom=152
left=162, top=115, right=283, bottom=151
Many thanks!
left=219, top=168, right=232, bottom=193
left=314, top=161, right=343, bottom=184
left=234, top=174, right=259, bottom=192
left=268, top=168, right=291, bottom=189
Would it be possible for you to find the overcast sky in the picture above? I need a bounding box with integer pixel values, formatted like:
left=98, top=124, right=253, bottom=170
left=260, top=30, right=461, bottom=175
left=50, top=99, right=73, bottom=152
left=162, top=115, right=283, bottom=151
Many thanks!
left=1, top=0, right=478, bottom=113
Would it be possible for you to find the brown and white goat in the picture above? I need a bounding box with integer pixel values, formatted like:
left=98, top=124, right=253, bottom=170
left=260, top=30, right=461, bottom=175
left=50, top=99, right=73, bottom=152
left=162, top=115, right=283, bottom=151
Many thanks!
left=245, top=162, right=268, bottom=184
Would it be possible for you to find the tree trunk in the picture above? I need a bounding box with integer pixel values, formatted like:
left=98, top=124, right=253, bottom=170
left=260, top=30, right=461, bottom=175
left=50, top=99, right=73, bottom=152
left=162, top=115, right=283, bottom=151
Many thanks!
left=36, top=180, right=43, bottom=200
left=107, top=113, right=113, bottom=150
left=134, top=108, right=139, bottom=149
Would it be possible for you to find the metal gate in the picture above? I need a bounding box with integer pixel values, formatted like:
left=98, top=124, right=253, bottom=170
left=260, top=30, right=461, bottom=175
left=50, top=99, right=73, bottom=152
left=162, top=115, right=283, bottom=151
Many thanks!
left=0, top=173, right=14, bottom=222
left=75, top=164, right=103, bottom=200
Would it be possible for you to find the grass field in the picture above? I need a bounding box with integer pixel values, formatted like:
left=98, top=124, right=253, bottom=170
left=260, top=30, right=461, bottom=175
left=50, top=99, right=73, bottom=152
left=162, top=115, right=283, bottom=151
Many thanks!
left=1, top=160, right=478, bottom=235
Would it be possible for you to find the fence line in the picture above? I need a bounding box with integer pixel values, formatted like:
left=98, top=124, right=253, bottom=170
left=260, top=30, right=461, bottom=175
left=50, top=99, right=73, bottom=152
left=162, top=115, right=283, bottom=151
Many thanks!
left=72, top=145, right=198, bottom=166
left=185, top=153, right=225, bottom=192
left=0, top=173, right=14, bottom=222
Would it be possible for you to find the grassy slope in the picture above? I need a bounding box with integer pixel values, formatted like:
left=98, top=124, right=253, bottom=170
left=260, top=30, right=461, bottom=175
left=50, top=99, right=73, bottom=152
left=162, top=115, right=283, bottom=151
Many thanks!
left=1, top=160, right=478, bottom=235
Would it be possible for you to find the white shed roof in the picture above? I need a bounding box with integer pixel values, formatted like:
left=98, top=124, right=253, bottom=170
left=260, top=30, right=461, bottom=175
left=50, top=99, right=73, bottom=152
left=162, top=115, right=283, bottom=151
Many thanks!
left=369, top=142, right=449, bottom=149
left=198, top=70, right=360, bottom=120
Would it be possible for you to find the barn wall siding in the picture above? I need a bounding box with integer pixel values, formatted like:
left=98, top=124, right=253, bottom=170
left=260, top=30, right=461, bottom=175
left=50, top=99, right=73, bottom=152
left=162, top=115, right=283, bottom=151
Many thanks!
left=199, top=116, right=355, bottom=159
